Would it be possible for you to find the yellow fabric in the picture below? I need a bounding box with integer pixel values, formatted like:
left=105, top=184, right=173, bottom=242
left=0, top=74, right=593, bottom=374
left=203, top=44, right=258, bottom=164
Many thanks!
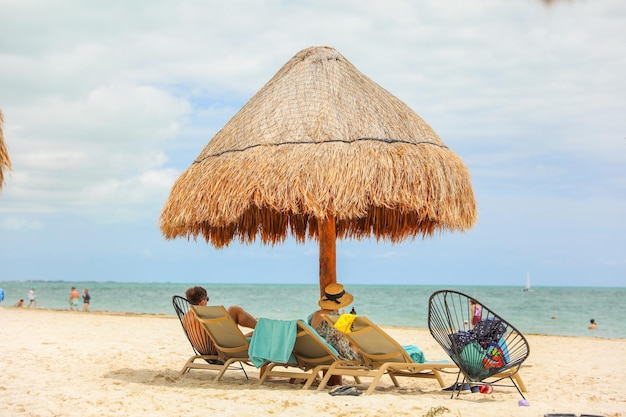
left=333, top=314, right=357, bottom=333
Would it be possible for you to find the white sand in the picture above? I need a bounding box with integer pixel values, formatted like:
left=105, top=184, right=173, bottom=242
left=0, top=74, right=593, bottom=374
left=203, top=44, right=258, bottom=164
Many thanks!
left=1, top=307, right=624, bottom=417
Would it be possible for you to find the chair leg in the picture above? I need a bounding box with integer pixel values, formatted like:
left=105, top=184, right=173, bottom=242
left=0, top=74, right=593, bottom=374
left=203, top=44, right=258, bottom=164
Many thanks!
left=214, top=359, right=235, bottom=381
left=511, top=373, right=527, bottom=393
left=432, top=369, right=445, bottom=387
left=451, top=374, right=463, bottom=399
left=364, top=371, right=385, bottom=395
left=240, top=363, right=249, bottom=380
left=302, top=367, right=325, bottom=390
left=364, top=363, right=392, bottom=395
left=180, top=357, right=197, bottom=375
left=258, top=363, right=282, bottom=386
left=317, top=371, right=333, bottom=391
left=510, top=377, right=526, bottom=400
left=317, top=362, right=341, bottom=391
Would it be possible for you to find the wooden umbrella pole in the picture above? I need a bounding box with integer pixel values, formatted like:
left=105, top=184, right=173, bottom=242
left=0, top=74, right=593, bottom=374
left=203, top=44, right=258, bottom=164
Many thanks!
left=318, top=213, right=337, bottom=297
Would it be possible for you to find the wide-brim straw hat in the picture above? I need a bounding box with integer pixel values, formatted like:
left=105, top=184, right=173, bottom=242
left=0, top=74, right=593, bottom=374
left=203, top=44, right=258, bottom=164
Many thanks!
left=318, top=283, right=354, bottom=310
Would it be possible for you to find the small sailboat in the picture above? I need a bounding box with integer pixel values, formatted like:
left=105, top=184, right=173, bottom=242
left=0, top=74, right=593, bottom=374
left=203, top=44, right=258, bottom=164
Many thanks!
left=523, top=272, right=531, bottom=292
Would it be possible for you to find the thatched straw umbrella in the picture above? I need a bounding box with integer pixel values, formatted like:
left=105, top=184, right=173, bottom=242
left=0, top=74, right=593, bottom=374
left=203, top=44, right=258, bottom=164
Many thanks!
left=160, top=46, right=477, bottom=295
left=0, top=110, right=12, bottom=190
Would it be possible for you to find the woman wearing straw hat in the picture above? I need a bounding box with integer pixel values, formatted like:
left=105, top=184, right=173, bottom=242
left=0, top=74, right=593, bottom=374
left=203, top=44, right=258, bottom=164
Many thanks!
left=310, top=283, right=361, bottom=385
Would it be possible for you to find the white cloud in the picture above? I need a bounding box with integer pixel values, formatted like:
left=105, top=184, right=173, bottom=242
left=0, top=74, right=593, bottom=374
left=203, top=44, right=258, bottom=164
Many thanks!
left=374, top=251, right=410, bottom=259
left=0, top=217, right=43, bottom=231
left=2, top=80, right=189, bottom=217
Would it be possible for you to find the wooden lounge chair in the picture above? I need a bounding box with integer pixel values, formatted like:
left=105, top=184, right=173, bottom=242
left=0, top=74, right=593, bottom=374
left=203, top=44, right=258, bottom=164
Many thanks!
left=428, top=290, right=530, bottom=398
left=257, top=319, right=364, bottom=389
left=188, top=304, right=254, bottom=381
left=319, top=315, right=459, bottom=395
left=173, top=296, right=249, bottom=378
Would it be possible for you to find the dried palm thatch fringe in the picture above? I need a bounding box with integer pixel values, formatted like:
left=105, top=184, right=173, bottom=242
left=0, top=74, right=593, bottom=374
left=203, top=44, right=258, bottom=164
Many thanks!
left=160, top=46, right=477, bottom=247
left=0, top=109, right=12, bottom=189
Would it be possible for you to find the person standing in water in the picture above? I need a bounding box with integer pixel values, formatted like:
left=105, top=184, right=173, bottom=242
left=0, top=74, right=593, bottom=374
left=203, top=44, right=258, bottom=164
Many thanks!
left=27, top=287, right=37, bottom=308
left=82, top=289, right=91, bottom=312
left=69, top=287, right=80, bottom=311
left=588, top=319, right=598, bottom=329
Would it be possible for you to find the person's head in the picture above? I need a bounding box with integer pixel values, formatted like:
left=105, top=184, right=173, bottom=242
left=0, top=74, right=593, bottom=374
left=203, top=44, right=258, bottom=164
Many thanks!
left=71, top=287, right=75, bottom=290
left=590, top=319, right=596, bottom=324
left=318, top=283, right=354, bottom=311
left=84, top=289, right=88, bottom=293
left=186, top=286, right=209, bottom=306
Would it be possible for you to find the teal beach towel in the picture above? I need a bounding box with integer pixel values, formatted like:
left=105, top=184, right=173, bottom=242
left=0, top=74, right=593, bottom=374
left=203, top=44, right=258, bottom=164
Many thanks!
left=249, top=318, right=298, bottom=368
left=402, top=344, right=426, bottom=363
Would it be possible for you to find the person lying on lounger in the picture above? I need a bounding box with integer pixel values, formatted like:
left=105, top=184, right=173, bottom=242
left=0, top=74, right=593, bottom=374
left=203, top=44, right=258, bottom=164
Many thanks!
left=183, top=286, right=258, bottom=355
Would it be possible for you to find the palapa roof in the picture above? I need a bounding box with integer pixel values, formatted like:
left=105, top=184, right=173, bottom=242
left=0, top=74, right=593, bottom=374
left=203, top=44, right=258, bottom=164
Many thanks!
left=160, top=46, right=477, bottom=247
left=0, top=110, right=11, bottom=190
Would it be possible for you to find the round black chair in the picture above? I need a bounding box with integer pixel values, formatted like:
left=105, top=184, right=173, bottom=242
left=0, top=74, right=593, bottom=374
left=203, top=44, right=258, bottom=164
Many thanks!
left=428, top=290, right=530, bottom=398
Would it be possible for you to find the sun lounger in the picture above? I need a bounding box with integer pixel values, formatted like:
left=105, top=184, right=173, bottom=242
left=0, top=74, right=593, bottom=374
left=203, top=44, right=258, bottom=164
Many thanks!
left=255, top=319, right=364, bottom=389
left=187, top=303, right=253, bottom=381
left=320, top=315, right=459, bottom=395
left=172, top=296, right=249, bottom=379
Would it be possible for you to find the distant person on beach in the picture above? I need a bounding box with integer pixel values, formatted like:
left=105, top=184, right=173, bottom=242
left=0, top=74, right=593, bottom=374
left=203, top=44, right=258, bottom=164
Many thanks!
left=309, top=283, right=361, bottom=386
left=588, top=319, right=598, bottom=329
left=14, top=299, right=24, bottom=308
left=470, top=299, right=482, bottom=327
left=27, top=287, right=37, bottom=308
left=183, top=286, right=258, bottom=349
left=69, top=287, right=80, bottom=311
left=82, top=289, right=90, bottom=312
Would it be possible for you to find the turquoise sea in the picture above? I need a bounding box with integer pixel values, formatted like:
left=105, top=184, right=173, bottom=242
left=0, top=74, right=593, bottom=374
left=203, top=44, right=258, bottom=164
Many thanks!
left=1, top=281, right=624, bottom=339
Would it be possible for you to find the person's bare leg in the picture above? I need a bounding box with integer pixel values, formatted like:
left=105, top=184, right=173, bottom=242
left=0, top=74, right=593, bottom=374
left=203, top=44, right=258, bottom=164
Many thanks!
left=228, top=306, right=257, bottom=329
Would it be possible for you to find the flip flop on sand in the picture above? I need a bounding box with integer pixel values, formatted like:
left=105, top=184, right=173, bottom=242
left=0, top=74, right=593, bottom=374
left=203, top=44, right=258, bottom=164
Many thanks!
left=442, top=382, right=471, bottom=393
left=329, top=386, right=362, bottom=396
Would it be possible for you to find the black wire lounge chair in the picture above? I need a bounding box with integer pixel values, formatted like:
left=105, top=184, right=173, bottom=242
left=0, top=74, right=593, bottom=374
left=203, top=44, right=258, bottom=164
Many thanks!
left=428, top=290, right=530, bottom=398
left=172, top=295, right=248, bottom=379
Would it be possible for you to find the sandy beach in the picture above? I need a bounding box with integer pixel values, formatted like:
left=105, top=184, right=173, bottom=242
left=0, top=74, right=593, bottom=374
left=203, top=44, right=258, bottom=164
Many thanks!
left=1, top=307, right=623, bottom=417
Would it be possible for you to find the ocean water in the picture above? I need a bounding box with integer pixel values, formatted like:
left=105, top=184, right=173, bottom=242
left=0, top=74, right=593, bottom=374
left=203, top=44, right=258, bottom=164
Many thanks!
left=1, top=281, right=624, bottom=339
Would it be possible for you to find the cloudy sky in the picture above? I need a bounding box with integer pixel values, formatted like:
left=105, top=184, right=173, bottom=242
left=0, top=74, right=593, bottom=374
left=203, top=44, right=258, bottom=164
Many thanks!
left=1, top=0, right=624, bottom=287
